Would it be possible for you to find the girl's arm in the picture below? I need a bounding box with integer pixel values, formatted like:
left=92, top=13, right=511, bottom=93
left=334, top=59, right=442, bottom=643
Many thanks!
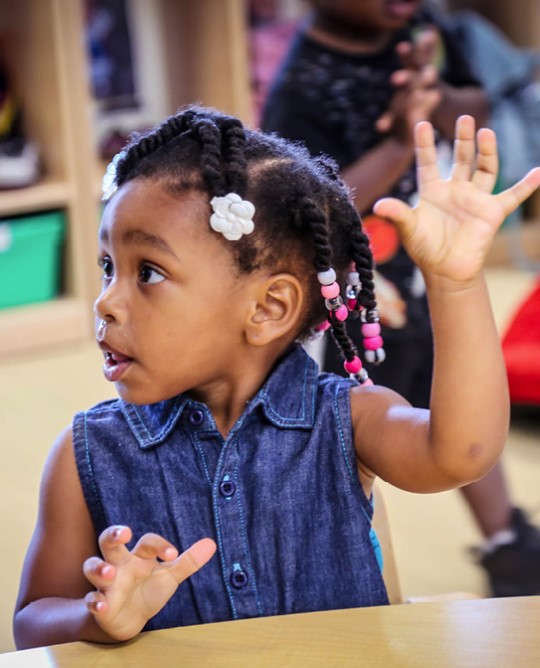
left=13, top=428, right=117, bottom=648
left=351, top=115, right=540, bottom=495
left=14, top=428, right=215, bottom=649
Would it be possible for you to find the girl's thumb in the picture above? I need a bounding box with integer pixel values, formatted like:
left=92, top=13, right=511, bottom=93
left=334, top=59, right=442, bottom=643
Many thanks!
left=372, top=197, right=413, bottom=235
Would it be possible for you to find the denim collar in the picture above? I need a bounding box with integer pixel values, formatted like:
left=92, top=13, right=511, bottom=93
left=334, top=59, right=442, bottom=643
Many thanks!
left=121, top=344, right=319, bottom=448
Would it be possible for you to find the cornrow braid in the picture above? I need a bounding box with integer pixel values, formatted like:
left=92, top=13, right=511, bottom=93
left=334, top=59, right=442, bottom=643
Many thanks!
left=115, top=110, right=197, bottom=186
left=221, top=117, right=248, bottom=196
left=190, top=115, right=226, bottom=196
left=294, top=195, right=332, bottom=272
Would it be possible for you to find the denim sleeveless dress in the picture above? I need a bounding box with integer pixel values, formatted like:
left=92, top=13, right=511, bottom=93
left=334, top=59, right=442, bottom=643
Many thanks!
left=73, top=344, right=388, bottom=631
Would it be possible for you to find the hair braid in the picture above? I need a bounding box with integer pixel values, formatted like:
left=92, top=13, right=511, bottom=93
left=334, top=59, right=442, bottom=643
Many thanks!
left=329, top=319, right=358, bottom=363
left=295, top=195, right=332, bottom=272
left=115, top=110, right=198, bottom=185
left=349, top=219, right=377, bottom=312
left=190, top=115, right=225, bottom=196
left=295, top=195, right=360, bottom=364
left=221, top=118, right=248, bottom=196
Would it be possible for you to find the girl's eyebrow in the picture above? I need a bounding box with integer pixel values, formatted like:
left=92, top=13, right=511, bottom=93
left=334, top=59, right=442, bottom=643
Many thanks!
left=99, top=227, right=179, bottom=259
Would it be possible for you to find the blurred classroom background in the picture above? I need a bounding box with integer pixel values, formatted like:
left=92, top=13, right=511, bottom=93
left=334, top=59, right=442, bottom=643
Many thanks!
left=1, top=0, right=539, bottom=653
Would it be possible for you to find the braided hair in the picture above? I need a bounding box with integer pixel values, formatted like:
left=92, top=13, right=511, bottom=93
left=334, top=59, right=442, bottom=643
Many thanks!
left=108, top=105, right=382, bottom=377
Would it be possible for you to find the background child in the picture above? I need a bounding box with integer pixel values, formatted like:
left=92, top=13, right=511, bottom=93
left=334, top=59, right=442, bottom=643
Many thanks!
left=14, top=105, right=540, bottom=649
left=261, top=0, right=540, bottom=598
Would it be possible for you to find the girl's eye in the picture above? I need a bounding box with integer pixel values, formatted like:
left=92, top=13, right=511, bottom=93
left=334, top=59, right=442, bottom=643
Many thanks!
left=139, top=264, right=165, bottom=285
left=98, top=256, right=113, bottom=279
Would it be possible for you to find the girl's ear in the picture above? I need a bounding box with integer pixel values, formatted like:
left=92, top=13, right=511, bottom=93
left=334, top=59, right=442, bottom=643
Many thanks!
left=245, top=273, right=305, bottom=346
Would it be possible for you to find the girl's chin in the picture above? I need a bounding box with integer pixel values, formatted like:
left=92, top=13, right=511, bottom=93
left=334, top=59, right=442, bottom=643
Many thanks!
left=114, top=384, right=181, bottom=406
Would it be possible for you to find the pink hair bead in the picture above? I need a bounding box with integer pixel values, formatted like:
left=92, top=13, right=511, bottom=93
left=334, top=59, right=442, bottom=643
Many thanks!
left=344, top=356, right=362, bottom=374
left=361, top=322, right=381, bottom=337
left=316, top=320, right=331, bottom=332
left=333, top=304, right=348, bottom=321
left=363, top=335, right=383, bottom=350
left=347, top=298, right=357, bottom=310
left=321, top=282, right=340, bottom=299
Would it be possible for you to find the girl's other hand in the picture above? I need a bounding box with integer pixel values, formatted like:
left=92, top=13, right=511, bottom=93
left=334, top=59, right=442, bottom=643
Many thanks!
left=83, top=526, right=216, bottom=642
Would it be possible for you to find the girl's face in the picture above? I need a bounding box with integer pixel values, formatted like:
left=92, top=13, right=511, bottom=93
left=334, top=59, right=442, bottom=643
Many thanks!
left=94, top=180, right=254, bottom=405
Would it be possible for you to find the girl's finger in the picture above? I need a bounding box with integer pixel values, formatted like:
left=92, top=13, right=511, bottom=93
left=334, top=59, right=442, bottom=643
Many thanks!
left=372, top=197, right=414, bottom=237
left=98, top=525, right=132, bottom=566
left=472, top=127, right=498, bottom=193
left=496, top=167, right=540, bottom=219
left=83, top=556, right=116, bottom=588
left=414, top=120, right=439, bottom=187
left=131, top=532, right=179, bottom=561
left=450, top=115, right=476, bottom=182
left=85, top=590, right=109, bottom=616
left=169, top=538, right=217, bottom=585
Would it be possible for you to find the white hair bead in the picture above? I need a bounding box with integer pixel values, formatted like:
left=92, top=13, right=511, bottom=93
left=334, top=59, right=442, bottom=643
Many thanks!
left=317, top=268, right=337, bottom=285
left=365, top=348, right=386, bottom=364
left=347, top=271, right=360, bottom=286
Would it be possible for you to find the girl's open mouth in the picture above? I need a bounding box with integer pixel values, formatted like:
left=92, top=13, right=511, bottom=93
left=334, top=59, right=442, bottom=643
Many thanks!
left=103, top=350, right=133, bottom=382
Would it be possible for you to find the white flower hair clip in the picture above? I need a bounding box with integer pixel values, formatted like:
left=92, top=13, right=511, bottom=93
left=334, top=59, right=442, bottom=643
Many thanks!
left=101, top=152, right=124, bottom=202
left=210, top=193, right=255, bottom=241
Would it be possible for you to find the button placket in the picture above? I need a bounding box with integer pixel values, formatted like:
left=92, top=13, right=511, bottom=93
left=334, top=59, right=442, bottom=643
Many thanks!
left=214, top=439, right=262, bottom=618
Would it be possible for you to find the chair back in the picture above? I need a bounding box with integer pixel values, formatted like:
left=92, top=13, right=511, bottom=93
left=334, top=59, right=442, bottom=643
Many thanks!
left=372, top=484, right=403, bottom=604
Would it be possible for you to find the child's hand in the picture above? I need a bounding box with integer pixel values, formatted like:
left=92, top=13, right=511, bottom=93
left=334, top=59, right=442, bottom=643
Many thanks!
left=373, top=115, right=540, bottom=286
left=83, top=526, right=216, bottom=641
left=376, top=28, right=441, bottom=139
left=372, top=270, right=407, bottom=329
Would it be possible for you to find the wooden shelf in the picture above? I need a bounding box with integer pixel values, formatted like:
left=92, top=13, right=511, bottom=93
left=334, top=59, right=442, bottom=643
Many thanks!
left=0, top=297, right=91, bottom=357
left=0, top=0, right=100, bottom=355
left=0, top=178, right=72, bottom=218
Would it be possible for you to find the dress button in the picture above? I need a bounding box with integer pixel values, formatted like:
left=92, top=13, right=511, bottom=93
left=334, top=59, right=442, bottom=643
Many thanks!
left=219, top=479, right=236, bottom=498
left=230, top=568, right=249, bottom=589
left=188, top=409, right=204, bottom=426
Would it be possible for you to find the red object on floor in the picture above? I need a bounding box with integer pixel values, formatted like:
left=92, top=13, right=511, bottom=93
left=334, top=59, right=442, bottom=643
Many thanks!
left=502, top=278, right=540, bottom=405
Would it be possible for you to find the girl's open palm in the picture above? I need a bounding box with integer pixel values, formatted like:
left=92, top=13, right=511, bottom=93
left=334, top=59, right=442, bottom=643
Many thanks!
left=373, top=115, right=540, bottom=285
left=83, top=526, right=216, bottom=641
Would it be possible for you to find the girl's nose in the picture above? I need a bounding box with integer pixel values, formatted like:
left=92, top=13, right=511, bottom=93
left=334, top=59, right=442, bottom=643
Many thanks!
left=93, top=280, right=123, bottom=323
left=93, top=292, right=113, bottom=322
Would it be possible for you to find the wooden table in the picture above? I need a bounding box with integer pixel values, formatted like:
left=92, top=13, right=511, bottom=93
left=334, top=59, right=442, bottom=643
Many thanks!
left=3, top=597, right=539, bottom=667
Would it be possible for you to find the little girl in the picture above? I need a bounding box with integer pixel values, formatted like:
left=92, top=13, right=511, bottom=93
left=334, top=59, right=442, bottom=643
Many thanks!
left=14, top=106, right=540, bottom=648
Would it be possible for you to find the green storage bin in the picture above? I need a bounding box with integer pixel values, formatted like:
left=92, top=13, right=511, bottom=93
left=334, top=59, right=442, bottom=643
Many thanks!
left=0, top=211, right=65, bottom=309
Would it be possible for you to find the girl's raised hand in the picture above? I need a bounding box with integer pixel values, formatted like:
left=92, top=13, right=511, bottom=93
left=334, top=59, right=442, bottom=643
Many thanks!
left=373, top=115, right=540, bottom=286
left=83, top=526, right=216, bottom=642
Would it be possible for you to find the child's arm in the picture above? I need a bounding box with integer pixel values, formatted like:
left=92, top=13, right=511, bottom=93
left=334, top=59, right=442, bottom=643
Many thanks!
left=351, top=115, right=540, bottom=495
left=13, top=427, right=215, bottom=649
left=343, top=30, right=449, bottom=213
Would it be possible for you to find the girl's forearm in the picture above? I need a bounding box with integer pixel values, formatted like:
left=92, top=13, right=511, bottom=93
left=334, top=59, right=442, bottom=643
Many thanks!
left=426, top=272, right=509, bottom=483
left=14, top=597, right=118, bottom=650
